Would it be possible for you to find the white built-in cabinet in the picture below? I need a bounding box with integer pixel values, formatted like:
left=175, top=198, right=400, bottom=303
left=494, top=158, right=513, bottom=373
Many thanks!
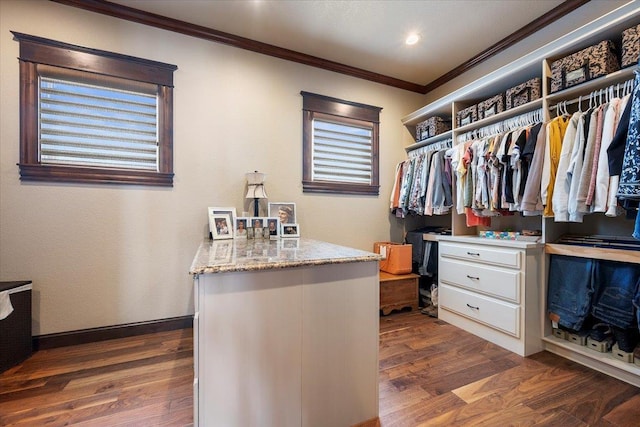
left=401, top=3, right=640, bottom=386
left=438, top=237, right=543, bottom=357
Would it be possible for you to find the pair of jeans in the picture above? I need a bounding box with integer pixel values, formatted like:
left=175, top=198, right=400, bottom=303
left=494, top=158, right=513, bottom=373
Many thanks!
left=590, top=259, right=640, bottom=329
left=547, top=255, right=595, bottom=331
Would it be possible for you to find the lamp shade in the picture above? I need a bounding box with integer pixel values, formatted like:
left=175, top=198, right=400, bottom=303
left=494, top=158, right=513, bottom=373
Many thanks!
left=246, top=184, right=268, bottom=199
left=245, top=171, right=267, bottom=199
left=246, top=171, right=266, bottom=185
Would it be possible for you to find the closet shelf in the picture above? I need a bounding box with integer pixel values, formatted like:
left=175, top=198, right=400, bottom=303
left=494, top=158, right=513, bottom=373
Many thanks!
left=405, top=131, right=453, bottom=153
left=454, top=98, right=543, bottom=135
left=546, top=66, right=637, bottom=104
left=545, top=243, right=640, bottom=264
left=543, top=334, right=640, bottom=387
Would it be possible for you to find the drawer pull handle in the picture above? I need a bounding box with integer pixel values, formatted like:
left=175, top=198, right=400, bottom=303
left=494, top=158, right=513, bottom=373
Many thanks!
left=466, top=251, right=480, bottom=256
left=466, top=303, right=480, bottom=310
left=466, top=275, right=480, bottom=280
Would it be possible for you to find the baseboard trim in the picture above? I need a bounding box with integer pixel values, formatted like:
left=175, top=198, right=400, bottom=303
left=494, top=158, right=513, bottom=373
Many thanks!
left=352, top=416, right=380, bottom=427
left=33, top=315, right=193, bottom=351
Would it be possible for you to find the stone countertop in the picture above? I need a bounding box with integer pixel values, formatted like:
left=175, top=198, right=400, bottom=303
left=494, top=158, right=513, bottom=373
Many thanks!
left=189, top=238, right=382, bottom=274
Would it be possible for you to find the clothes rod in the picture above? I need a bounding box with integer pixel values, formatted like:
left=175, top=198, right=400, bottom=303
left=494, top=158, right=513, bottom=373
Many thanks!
left=548, top=78, right=634, bottom=112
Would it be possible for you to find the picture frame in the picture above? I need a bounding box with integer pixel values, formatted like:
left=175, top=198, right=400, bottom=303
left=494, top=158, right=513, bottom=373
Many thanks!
left=211, top=214, right=234, bottom=240
left=250, top=217, right=265, bottom=231
left=268, top=202, right=296, bottom=226
left=265, top=217, right=280, bottom=240
left=235, top=217, right=249, bottom=239
left=208, top=206, right=237, bottom=237
left=281, top=223, right=300, bottom=238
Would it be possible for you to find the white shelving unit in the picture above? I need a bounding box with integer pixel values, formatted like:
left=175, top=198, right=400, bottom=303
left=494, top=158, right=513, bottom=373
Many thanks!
left=401, top=2, right=640, bottom=386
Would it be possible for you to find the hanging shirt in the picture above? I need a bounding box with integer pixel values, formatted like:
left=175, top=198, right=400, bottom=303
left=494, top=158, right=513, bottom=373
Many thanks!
left=542, top=115, right=570, bottom=217
left=566, top=109, right=592, bottom=222
left=552, top=111, right=582, bottom=221
left=574, top=106, right=601, bottom=215
left=593, top=96, right=625, bottom=212
left=606, top=93, right=633, bottom=216
left=618, top=70, right=640, bottom=200
left=521, top=123, right=548, bottom=215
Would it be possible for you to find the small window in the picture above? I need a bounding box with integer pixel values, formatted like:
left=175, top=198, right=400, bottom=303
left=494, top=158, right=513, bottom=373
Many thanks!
left=301, top=92, right=381, bottom=195
left=13, top=32, right=177, bottom=186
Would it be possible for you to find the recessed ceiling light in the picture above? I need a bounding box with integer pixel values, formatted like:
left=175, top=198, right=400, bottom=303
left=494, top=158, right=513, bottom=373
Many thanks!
left=405, top=33, right=420, bottom=45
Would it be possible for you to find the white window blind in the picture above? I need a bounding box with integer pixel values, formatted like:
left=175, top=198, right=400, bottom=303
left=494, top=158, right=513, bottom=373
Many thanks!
left=312, top=118, right=373, bottom=184
left=39, top=76, right=159, bottom=171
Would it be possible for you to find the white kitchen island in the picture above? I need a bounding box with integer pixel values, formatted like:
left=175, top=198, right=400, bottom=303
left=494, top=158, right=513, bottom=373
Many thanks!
left=189, top=238, right=381, bottom=427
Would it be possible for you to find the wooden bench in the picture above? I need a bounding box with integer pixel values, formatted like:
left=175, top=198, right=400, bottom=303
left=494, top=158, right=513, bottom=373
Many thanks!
left=379, top=271, right=419, bottom=315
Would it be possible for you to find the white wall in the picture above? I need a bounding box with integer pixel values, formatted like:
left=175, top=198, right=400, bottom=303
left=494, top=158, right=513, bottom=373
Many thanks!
left=0, top=0, right=424, bottom=335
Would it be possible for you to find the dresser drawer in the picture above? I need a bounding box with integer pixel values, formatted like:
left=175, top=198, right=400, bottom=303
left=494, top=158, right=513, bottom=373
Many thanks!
left=439, top=284, right=520, bottom=337
left=440, top=258, right=521, bottom=303
left=440, top=242, right=521, bottom=269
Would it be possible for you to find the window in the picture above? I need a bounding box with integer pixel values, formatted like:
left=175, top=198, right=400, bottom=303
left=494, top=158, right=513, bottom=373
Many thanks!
left=13, top=32, right=177, bottom=186
left=301, top=91, right=381, bottom=195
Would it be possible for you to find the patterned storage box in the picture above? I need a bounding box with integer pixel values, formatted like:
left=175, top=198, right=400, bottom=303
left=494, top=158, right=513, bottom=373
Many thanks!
left=477, top=93, right=505, bottom=119
left=456, top=104, right=477, bottom=127
left=622, top=24, right=640, bottom=68
left=415, top=116, right=451, bottom=141
left=505, top=77, right=541, bottom=109
left=550, top=40, right=619, bottom=93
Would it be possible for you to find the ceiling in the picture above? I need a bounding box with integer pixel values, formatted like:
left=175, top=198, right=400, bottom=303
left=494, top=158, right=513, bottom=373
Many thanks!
left=106, top=0, right=570, bottom=89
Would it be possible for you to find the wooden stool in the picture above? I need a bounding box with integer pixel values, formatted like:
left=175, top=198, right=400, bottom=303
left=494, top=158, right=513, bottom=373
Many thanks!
left=379, top=271, right=419, bottom=315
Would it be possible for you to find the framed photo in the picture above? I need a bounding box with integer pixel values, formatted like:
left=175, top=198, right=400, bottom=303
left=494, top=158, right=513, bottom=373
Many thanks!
left=211, top=214, right=233, bottom=240
left=235, top=217, right=249, bottom=239
left=251, top=217, right=265, bottom=231
left=208, top=206, right=237, bottom=237
left=281, top=223, right=300, bottom=238
left=268, top=202, right=296, bottom=226
left=265, top=217, right=280, bottom=240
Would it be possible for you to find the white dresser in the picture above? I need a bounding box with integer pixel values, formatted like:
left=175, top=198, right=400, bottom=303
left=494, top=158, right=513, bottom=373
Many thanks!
left=437, top=236, right=543, bottom=356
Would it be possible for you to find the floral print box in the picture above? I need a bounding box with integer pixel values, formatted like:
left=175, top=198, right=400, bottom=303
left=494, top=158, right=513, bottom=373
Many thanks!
left=550, top=40, right=619, bottom=93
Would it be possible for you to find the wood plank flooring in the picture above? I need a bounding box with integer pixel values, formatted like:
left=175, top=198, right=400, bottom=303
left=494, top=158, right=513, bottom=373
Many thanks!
left=1, top=310, right=640, bottom=426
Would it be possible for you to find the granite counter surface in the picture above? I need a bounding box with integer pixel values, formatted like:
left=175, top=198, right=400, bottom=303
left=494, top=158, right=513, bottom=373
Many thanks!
left=189, top=238, right=381, bottom=274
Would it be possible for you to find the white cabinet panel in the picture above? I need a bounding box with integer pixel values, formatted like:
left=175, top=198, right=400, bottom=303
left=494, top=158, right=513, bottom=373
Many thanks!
left=440, top=242, right=521, bottom=268
left=440, top=284, right=520, bottom=337
left=438, top=239, right=542, bottom=356
left=440, top=258, right=521, bottom=303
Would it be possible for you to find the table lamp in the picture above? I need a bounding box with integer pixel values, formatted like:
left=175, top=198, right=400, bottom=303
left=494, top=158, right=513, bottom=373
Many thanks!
left=245, top=171, right=267, bottom=217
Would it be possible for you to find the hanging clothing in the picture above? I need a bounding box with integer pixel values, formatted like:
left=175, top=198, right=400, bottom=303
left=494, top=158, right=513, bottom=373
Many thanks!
left=606, top=93, right=633, bottom=217
left=591, top=97, right=621, bottom=211
left=542, top=115, right=570, bottom=217
left=575, top=105, right=604, bottom=214
left=521, top=123, right=547, bottom=215
left=618, top=69, right=640, bottom=200
left=552, top=112, right=582, bottom=221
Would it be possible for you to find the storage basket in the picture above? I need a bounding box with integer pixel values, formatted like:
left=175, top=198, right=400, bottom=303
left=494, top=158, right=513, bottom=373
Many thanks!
left=456, top=104, right=478, bottom=127
left=415, top=117, right=451, bottom=141
left=478, top=93, right=505, bottom=119
left=505, top=77, right=541, bottom=109
left=622, top=24, right=640, bottom=68
left=373, top=242, right=412, bottom=275
left=0, top=281, right=32, bottom=373
left=550, top=40, right=619, bottom=93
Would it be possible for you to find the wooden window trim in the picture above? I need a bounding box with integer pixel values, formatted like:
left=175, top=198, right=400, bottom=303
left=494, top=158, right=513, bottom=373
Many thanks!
left=13, top=31, right=177, bottom=186
left=301, top=91, right=381, bottom=195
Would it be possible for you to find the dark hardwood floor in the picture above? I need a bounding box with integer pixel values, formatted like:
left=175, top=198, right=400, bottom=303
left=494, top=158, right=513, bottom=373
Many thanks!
left=2, top=310, right=640, bottom=426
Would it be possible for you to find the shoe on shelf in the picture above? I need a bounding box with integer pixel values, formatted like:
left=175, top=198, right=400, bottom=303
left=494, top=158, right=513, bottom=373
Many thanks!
left=612, top=326, right=640, bottom=353
left=589, top=323, right=613, bottom=342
